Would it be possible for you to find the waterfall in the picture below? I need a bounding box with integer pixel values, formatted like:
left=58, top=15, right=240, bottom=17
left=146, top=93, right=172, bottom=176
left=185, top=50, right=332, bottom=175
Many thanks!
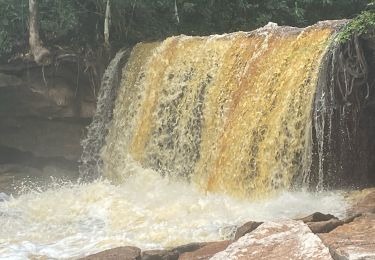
left=80, top=20, right=374, bottom=198
left=80, top=49, right=130, bottom=181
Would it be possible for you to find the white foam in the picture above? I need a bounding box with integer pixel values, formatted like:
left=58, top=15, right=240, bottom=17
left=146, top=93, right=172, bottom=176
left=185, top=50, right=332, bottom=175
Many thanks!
left=0, top=170, right=348, bottom=259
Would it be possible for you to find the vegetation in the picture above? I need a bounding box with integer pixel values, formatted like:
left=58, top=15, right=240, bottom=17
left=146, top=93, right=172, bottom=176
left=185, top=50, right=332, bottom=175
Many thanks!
left=337, top=10, right=375, bottom=42
left=0, top=0, right=372, bottom=60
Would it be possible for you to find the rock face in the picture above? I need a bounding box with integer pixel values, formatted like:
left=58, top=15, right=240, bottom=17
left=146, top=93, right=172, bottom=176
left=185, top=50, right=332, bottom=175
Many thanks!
left=210, top=220, right=333, bottom=260
left=319, top=213, right=375, bottom=260
left=0, top=63, right=96, bottom=118
left=0, top=117, right=87, bottom=161
left=80, top=246, right=141, bottom=260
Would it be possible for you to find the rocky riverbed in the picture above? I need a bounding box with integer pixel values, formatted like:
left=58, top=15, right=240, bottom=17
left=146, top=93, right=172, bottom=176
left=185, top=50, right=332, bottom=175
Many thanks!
left=81, top=188, right=375, bottom=260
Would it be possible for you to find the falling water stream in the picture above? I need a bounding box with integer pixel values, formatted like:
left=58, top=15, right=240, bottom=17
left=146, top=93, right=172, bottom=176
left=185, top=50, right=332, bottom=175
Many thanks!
left=0, top=21, right=356, bottom=259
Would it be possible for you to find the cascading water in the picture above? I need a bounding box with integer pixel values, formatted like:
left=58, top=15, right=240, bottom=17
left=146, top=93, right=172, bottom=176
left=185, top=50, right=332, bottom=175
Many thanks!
left=100, top=21, right=345, bottom=197
left=2, top=21, right=374, bottom=258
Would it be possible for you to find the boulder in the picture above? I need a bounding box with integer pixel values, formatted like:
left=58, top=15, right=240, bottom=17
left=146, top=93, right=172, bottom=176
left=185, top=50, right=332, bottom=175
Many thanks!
left=233, top=221, right=263, bottom=240
left=80, top=246, right=141, bottom=260
left=319, top=213, right=375, bottom=260
left=210, top=220, right=333, bottom=260
left=179, top=241, right=231, bottom=260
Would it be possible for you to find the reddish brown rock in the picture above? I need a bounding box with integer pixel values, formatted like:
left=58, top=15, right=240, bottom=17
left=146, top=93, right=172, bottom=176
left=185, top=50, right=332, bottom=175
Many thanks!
left=350, top=189, right=375, bottom=214
left=234, top=221, right=263, bottom=240
left=179, top=241, right=231, bottom=260
left=319, top=213, right=375, bottom=260
left=210, top=220, right=333, bottom=260
left=80, top=246, right=141, bottom=260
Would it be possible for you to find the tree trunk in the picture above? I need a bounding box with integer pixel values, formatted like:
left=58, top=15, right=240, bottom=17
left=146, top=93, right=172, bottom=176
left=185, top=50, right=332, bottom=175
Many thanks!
left=104, top=0, right=111, bottom=51
left=29, top=0, right=51, bottom=65
left=174, top=0, right=180, bottom=24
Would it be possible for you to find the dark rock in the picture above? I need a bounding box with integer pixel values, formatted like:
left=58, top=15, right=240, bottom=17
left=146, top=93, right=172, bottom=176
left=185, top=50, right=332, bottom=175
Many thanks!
left=307, top=219, right=344, bottom=233
left=179, top=240, right=231, bottom=260
left=233, top=221, right=263, bottom=240
left=141, top=249, right=178, bottom=260
left=80, top=246, right=141, bottom=260
left=297, top=212, right=338, bottom=223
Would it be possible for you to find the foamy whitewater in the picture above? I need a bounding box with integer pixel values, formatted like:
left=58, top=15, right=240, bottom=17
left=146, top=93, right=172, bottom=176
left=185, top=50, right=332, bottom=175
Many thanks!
left=0, top=165, right=348, bottom=259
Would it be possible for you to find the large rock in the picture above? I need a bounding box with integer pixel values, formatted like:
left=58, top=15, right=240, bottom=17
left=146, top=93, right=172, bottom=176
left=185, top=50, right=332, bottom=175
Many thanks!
left=0, top=117, right=88, bottom=160
left=179, top=241, right=231, bottom=260
left=80, top=246, right=141, bottom=260
left=319, top=213, right=375, bottom=260
left=210, top=220, right=333, bottom=260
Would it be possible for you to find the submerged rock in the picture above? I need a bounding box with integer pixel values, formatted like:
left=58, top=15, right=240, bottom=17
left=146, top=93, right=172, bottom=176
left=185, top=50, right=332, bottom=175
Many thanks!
left=210, top=220, right=333, bottom=260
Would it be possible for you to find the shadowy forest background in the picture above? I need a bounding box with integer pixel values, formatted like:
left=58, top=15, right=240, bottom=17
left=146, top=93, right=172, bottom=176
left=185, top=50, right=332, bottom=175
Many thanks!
left=1, top=0, right=375, bottom=63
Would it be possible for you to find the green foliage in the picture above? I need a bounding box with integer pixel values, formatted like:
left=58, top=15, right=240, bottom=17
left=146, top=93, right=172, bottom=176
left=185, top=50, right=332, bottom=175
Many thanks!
left=0, top=0, right=372, bottom=59
left=0, top=0, right=28, bottom=57
left=337, top=11, right=375, bottom=42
